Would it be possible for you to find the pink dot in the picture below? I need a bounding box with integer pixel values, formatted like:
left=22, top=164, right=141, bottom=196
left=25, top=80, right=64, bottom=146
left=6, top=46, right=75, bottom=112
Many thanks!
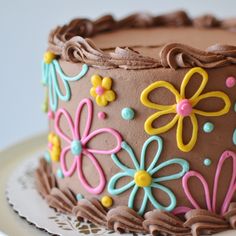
left=98, top=112, right=106, bottom=120
left=226, top=76, right=236, bottom=88
left=96, top=86, right=105, bottom=95
left=48, top=142, right=53, bottom=150
left=48, top=111, right=54, bottom=119
left=176, top=99, right=193, bottom=117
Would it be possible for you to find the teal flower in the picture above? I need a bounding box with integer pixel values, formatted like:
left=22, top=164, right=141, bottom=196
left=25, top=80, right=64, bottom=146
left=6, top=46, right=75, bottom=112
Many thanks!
left=42, top=51, right=89, bottom=112
left=108, top=136, right=189, bottom=215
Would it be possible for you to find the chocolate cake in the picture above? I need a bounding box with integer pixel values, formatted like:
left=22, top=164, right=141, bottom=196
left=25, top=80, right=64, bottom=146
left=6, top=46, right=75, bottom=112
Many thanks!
left=36, top=11, right=236, bottom=235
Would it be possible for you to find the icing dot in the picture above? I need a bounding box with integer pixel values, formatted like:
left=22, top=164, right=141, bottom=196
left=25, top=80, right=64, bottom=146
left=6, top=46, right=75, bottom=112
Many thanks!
left=98, top=111, right=106, bottom=120
left=44, top=51, right=56, bottom=64
left=44, top=151, right=51, bottom=163
left=95, top=86, right=105, bottom=95
left=233, top=129, right=236, bottom=145
left=176, top=99, right=192, bottom=117
left=204, top=158, right=212, bottom=166
left=203, top=122, right=214, bottom=133
left=76, top=194, right=84, bottom=201
left=134, top=170, right=152, bottom=187
left=226, top=76, right=236, bottom=88
left=48, top=142, right=53, bottom=150
left=71, top=140, right=82, bottom=155
left=57, top=169, right=64, bottom=179
left=101, top=196, right=113, bottom=208
left=41, top=102, right=48, bottom=113
left=234, top=103, right=236, bottom=112
left=48, top=111, right=54, bottom=119
left=121, top=107, right=135, bottom=120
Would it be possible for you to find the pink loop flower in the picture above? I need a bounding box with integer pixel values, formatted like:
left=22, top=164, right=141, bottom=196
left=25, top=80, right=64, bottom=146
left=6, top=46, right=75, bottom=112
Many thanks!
left=55, top=98, right=122, bottom=195
left=173, top=150, right=236, bottom=216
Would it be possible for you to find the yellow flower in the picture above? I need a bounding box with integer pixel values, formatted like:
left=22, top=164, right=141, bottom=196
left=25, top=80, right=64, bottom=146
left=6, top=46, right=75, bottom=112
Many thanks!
left=48, top=132, right=61, bottom=162
left=140, top=67, right=231, bottom=152
left=90, top=74, right=116, bottom=106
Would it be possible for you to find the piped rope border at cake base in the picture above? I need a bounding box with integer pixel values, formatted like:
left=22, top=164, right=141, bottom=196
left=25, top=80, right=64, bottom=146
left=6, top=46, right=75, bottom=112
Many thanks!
left=35, top=157, right=236, bottom=236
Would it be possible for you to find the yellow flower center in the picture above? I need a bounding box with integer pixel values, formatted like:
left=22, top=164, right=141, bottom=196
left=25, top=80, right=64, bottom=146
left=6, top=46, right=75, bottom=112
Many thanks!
left=44, top=51, right=56, bottom=64
left=134, top=170, right=152, bottom=187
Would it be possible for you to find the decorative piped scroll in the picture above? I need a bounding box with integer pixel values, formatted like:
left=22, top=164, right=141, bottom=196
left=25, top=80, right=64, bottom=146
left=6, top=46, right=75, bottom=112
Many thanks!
left=140, top=67, right=231, bottom=152
left=90, top=75, right=116, bottom=106
left=35, top=158, right=57, bottom=198
left=108, top=135, right=189, bottom=215
left=107, top=206, right=146, bottom=233
left=160, top=43, right=236, bottom=70
left=180, top=150, right=236, bottom=215
left=46, top=187, right=77, bottom=214
left=42, top=52, right=89, bottom=111
left=73, top=198, right=107, bottom=227
left=47, top=11, right=236, bottom=70
left=55, top=98, right=122, bottom=194
left=143, top=210, right=191, bottom=235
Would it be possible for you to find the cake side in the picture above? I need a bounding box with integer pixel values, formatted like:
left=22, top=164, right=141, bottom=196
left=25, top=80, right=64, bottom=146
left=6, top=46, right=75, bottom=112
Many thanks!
left=38, top=11, right=236, bottom=236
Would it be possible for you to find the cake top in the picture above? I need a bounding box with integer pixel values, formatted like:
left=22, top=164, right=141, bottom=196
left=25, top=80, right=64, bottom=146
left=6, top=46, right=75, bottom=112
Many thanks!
left=48, top=11, right=236, bottom=70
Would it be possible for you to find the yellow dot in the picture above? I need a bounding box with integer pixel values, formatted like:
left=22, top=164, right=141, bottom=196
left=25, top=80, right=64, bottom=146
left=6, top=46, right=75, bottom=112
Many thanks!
left=48, top=132, right=54, bottom=142
left=44, top=51, right=56, bottom=64
left=134, top=170, right=152, bottom=187
left=101, top=196, right=113, bottom=208
left=51, top=149, right=60, bottom=162
left=53, top=135, right=61, bottom=147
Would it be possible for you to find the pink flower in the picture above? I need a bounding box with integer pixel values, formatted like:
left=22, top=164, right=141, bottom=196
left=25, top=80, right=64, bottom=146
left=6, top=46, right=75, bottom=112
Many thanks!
left=173, top=150, right=236, bottom=215
left=55, top=98, right=122, bottom=195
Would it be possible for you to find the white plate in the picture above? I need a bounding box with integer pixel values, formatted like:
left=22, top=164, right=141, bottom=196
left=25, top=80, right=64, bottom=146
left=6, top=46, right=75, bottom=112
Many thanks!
left=0, top=133, right=235, bottom=236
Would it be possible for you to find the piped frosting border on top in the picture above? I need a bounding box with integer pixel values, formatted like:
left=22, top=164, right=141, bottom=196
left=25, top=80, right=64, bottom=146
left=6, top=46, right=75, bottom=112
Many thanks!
left=48, top=10, right=236, bottom=70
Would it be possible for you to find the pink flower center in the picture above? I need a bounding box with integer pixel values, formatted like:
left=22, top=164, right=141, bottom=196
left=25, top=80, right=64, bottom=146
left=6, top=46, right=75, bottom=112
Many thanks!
left=48, top=142, right=53, bottom=150
left=96, top=86, right=105, bottom=95
left=176, top=99, right=193, bottom=117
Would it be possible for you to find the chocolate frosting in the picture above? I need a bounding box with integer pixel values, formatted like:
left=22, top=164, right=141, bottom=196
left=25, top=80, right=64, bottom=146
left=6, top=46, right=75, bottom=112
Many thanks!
left=160, top=43, right=236, bottom=69
left=46, top=187, right=77, bottom=214
left=34, top=158, right=56, bottom=198
left=35, top=159, right=236, bottom=236
left=184, top=209, right=229, bottom=236
left=143, top=210, right=191, bottom=236
left=107, top=206, right=145, bottom=233
left=62, top=36, right=160, bottom=69
left=47, top=11, right=236, bottom=69
left=72, top=198, right=107, bottom=227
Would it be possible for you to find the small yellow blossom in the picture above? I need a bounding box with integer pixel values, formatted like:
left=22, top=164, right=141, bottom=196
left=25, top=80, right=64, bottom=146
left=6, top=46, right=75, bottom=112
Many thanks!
left=48, top=132, right=61, bottom=162
left=90, top=74, right=116, bottom=106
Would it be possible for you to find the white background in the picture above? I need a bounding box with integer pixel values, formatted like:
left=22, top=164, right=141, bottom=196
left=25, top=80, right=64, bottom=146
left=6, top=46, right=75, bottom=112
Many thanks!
left=1, top=0, right=236, bottom=150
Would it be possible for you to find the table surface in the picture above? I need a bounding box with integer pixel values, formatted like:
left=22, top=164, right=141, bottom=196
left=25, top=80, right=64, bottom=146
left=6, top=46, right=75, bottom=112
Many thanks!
left=0, top=133, right=235, bottom=236
left=0, top=133, right=47, bottom=236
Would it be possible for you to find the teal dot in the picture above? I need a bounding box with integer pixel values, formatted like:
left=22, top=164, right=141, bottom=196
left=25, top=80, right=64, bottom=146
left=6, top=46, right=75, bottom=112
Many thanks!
left=204, top=158, right=212, bottom=166
left=76, top=194, right=84, bottom=201
left=233, top=129, right=236, bottom=145
left=44, top=151, right=51, bottom=163
left=57, top=169, right=64, bottom=179
left=203, top=122, right=214, bottom=133
left=121, top=107, right=135, bottom=120
left=71, top=140, right=82, bottom=155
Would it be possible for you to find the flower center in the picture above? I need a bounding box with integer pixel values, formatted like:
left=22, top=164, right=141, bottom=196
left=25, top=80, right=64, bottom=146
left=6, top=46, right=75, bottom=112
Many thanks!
left=44, top=51, right=56, bottom=64
left=176, top=99, right=193, bottom=117
left=134, top=170, right=152, bottom=187
left=71, top=140, right=82, bottom=155
left=95, top=86, right=105, bottom=95
left=48, top=142, right=53, bottom=150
